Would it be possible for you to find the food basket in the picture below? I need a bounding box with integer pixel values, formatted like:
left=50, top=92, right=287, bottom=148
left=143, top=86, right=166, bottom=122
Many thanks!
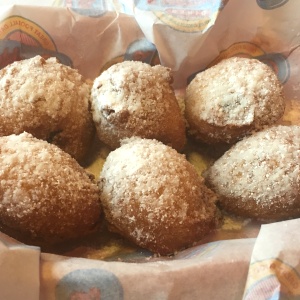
left=0, top=1, right=300, bottom=299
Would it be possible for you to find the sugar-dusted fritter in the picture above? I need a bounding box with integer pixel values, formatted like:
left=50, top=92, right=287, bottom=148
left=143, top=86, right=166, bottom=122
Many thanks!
left=91, top=61, right=186, bottom=152
left=0, top=132, right=101, bottom=243
left=204, top=125, right=300, bottom=221
left=185, top=57, right=285, bottom=144
left=99, top=137, right=218, bottom=255
left=0, top=55, right=95, bottom=162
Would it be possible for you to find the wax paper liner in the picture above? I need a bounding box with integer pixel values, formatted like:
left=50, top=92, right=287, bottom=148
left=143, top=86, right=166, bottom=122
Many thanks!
left=0, top=0, right=299, bottom=299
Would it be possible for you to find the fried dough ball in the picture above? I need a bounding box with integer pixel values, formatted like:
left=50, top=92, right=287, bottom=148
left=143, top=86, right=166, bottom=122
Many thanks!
left=185, top=57, right=285, bottom=144
left=0, top=55, right=95, bottom=162
left=99, top=137, right=218, bottom=255
left=204, top=125, right=300, bottom=221
left=91, top=61, right=186, bottom=151
left=0, top=132, right=101, bottom=243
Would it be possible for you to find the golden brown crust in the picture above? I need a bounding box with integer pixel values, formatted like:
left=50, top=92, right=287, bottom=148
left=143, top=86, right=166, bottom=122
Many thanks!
left=99, top=137, right=218, bottom=255
left=0, top=132, right=101, bottom=243
left=0, top=55, right=95, bottom=162
left=185, top=57, right=285, bottom=144
left=91, top=61, right=186, bottom=152
left=204, top=125, right=300, bottom=221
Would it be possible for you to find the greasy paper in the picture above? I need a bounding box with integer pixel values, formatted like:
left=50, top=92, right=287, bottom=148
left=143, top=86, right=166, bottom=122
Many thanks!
left=0, top=0, right=299, bottom=299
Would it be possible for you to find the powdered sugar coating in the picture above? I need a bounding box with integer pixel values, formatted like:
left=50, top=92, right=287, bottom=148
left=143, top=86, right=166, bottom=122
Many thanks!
left=204, top=125, right=300, bottom=220
left=99, top=137, right=218, bottom=255
left=0, top=55, right=95, bottom=162
left=0, top=132, right=101, bottom=242
left=185, top=57, right=285, bottom=144
left=91, top=61, right=186, bottom=151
